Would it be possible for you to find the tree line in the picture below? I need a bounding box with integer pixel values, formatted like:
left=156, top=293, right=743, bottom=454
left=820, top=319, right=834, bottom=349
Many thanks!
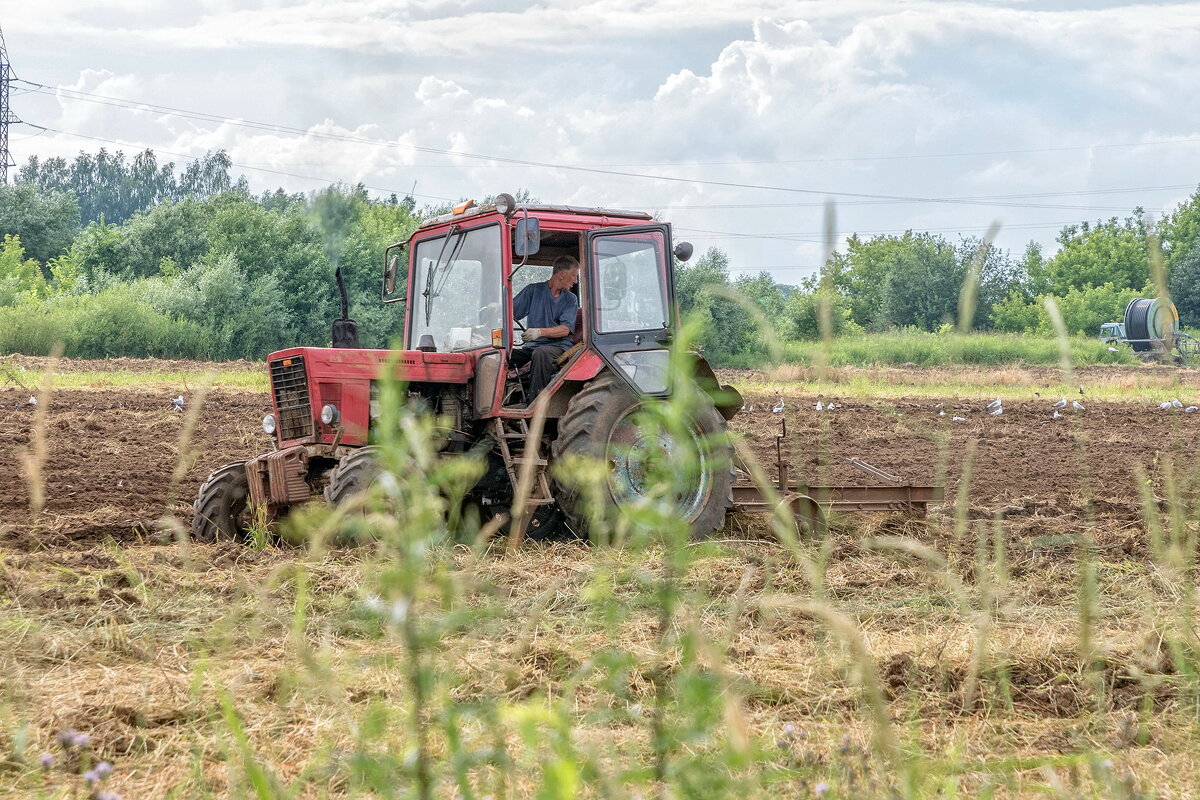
left=679, top=200, right=1200, bottom=363
left=0, top=148, right=420, bottom=360
left=1, top=146, right=1198, bottom=364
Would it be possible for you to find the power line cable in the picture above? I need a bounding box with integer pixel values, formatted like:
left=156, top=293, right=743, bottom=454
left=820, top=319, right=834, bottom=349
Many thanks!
left=16, top=78, right=1180, bottom=212
left=20, top=80, right=1200, bottom=168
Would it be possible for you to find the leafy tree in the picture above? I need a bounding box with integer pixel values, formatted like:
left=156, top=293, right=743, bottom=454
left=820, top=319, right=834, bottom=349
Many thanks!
left=1040, top=213, right=1150, bottom=294
left=675, top=247, right=762, bottom=361
left=990, top=283, right=1146, bottom=336
left=734, top=271, right=786, bottom=324
left=956, top=237, right=1024, bottom=329
left=118, top=199, right=213, bottom=279
left=1168, top=240, right=1200, bottom=325
left=69, top=218, right=130, bottom=282
left=1158, top=187, right=1200, bottom=271
left=820, top=235, right=891, bottom=329
left=0, top=183, right=81, bottom=265
left=877, top=233, right=962, bottom=330
left=19, top=149, right=242, bottom=225
left=781, top=288, right=857, bottom=340
left=0, top=235, right=47, bottom=305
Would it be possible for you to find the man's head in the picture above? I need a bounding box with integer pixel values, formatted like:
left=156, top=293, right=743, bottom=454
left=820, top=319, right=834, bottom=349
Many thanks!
left=549, top=255, right=580, bottom=292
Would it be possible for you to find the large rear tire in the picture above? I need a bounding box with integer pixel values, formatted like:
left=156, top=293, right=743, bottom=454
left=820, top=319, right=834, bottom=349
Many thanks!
left=551, top=374, right=734, bottom=539
left=192, top=462, right=252, bottom=542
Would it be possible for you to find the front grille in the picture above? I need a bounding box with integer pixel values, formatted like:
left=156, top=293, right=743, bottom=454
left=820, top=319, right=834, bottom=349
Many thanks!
left=270, top=356, right=314, bottom=440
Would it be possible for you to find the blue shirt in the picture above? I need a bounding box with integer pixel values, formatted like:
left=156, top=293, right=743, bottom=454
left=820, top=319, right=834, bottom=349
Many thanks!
left=512, top=282, right=578, bottom=351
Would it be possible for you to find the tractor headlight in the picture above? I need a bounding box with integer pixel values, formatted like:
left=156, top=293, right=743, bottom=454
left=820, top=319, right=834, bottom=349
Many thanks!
left=320, top=404, right=341, bottom=426
left=612, top=350, right=670, bottom=395
left=262, top=413, right=277, bottom=435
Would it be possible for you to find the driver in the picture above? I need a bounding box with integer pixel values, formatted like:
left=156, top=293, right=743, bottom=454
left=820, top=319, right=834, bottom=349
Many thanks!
left=510, top=255, right=580, bottom=405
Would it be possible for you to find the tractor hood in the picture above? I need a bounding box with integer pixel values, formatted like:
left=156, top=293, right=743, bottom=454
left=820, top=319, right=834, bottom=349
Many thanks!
left=268, top=346, right=475, bottom=384
left=264, top=346, right=477, bottom=447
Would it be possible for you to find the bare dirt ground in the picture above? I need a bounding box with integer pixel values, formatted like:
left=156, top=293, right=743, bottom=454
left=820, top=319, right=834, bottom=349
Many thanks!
left=0, top=388, right=269, bottom=544
left=1, top=375, right=1196, bottom=542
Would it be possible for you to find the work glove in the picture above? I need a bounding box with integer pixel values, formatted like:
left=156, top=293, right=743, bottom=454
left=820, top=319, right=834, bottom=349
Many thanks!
left=520, top=327, right=543, bottom=344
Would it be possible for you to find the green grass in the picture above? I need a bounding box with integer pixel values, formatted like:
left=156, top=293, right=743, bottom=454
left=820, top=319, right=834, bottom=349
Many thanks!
left=778, top=332, right=1138, bottom=368
left=3, top=367, right=266, bottom=392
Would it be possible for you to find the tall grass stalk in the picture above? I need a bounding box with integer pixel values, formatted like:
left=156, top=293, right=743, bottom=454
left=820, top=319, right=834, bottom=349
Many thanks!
left=1046, top=296, right=1105, bottom=711
left=20, top=344, right=62, bottom=520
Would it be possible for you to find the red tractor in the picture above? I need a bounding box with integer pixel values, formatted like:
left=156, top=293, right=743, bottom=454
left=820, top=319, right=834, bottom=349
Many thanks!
left=192, top=195, right=745, bottom=541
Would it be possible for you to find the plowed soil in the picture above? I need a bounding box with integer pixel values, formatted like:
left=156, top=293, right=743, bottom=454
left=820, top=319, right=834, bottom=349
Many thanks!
left=1, top=380, right=1197, bottom=542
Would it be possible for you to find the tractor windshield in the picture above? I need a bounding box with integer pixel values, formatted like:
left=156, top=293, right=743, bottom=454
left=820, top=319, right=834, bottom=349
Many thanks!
left=409, top=224, right=503, bottom=352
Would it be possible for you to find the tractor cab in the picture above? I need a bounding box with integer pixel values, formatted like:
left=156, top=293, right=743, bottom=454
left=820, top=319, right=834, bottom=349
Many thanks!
left=381, top=196, right=702, bottom=416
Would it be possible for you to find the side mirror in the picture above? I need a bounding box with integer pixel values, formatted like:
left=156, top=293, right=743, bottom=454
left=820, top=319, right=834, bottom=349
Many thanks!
left=383, top=244, right=406, bottom=304
left=514, top=217, right=541, bottom=258
left=673, top=241, right=694, bottom=262
left=386, top=255, right=399, bottom=294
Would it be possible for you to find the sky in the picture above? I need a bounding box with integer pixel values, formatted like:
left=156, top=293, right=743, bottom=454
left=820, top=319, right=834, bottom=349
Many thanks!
left=4, top=0, right=1200, bottom=284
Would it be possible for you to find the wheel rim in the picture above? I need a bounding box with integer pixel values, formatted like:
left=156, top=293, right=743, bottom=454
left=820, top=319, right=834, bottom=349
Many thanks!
left=605, top=406, right=713, bottom=522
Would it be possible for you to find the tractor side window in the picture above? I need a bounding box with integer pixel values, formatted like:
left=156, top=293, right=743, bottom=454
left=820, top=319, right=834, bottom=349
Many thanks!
left=409, top=224, right=503, bottom=352
left=593, top=230, right=669, bottom=333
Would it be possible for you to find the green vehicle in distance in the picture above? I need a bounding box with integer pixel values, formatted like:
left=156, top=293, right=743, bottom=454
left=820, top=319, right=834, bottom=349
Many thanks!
left=1098, top=322, right=1125, bottom=344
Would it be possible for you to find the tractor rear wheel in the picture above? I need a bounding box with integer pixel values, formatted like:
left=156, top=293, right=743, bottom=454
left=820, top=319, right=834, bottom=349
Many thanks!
left=552, top=374, right=734, bottom=539
left=192, top=462, right=252, bottom=542
left=325, top=446, right=382, bottom=507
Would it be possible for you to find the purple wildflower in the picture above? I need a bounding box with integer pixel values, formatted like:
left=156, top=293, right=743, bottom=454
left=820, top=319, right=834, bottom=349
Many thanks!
left=815, top=782, right=830, bottom=797
left=37, top=752, right=54, bottom=769
left=72, top=733, right=91, bottom=749
left=95, top=792, right=122, bottom=800
left=94, top=761, right=114, bottom=779
left=56, top=729, right=77, bottom=747
left=83, top=769, right=99, bottom=785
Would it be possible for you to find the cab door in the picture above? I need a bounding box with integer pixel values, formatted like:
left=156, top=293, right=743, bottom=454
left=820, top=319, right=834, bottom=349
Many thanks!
left=585, top=224, right=676, bottom=397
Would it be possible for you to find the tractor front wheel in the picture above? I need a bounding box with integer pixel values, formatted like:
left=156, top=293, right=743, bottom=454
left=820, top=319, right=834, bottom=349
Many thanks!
left=325, top=446, right=382, bottom=507
left=192, top=462, right=252, bottom=542
left=552, top=374, right=734, bottom=539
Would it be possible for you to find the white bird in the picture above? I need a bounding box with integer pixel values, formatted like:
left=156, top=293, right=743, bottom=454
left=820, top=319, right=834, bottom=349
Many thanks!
left=814, top=400, right=823, bottom=411
left=990, top=407, right=1004, bottom=416
left=952, top=416, right=967, bottom=421
left=1160, top=402, right=1173, bottom=410
left=826, top=403, right=838, bottom=410
left=1053, top=397, right=1068, bottom=408
left=739, top=404, right=746, bottom=411
left=1188, top=406, right=1199, bottom=413
left=1073, top=401, right=1086, bottom=411
left=938, top=410, right=946, bottom=417
left=1107, top=347, right=1120, bottom=353
left=170, top=395, right=185, bottom=413
left=934, top=402, right=944, bottom=409
left=747, top=405, right=755, bottom=412
left=1052, top=410, right=1062, bottom=419
left=772, top=399, right=785, bottom=413
left=1172, top=398, right=1184, bottom=408
left=987, top=398, right=1003, bottom=410
left=27, top=395, right=36, bottom=406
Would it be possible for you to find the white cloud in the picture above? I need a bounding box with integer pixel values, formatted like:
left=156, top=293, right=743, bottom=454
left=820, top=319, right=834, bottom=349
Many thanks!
left=12, top=2, right=1200, bottom=279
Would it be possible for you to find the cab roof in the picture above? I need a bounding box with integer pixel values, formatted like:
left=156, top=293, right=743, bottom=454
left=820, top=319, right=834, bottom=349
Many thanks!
left=417, top=202, right=653, bottom=229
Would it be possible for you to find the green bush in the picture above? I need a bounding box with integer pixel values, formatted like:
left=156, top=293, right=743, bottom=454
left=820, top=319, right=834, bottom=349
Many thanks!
left=989, top=283, right=1147, bottom=337
left=0, top=290, right=207, bottom=359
